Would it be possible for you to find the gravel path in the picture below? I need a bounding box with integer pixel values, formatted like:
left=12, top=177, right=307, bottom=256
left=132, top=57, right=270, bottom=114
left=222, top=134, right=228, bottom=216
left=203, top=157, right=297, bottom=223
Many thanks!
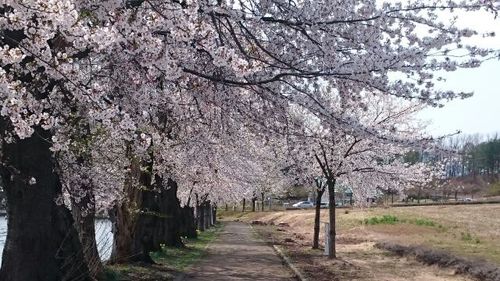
left=184, top=221, right=296, bottom=281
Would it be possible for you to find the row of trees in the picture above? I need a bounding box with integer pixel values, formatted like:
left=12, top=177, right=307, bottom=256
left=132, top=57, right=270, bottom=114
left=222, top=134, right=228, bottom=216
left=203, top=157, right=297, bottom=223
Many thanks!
left=0, top=0, right=498, bottom=280
left=443, top=134, right=500, bottom=178
left=401, top=134, right=500, bottom=202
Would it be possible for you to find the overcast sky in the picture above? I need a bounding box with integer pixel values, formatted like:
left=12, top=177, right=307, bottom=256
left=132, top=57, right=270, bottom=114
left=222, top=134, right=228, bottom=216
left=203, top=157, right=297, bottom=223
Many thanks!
left=417, top=9, right=500, bottom=137
left=420, top=59, right=500, bottom=136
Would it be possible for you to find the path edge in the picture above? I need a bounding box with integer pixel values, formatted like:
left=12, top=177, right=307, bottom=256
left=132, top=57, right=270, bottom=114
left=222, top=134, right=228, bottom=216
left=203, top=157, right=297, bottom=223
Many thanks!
left=173, top=222, right=224, bottom=281
left=272, top=245, right=308, bottom=281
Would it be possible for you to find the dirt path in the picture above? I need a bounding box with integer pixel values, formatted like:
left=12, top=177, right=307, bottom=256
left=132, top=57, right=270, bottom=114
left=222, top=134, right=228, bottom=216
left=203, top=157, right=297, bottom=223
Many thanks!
left=184, top=221, right=296, bottom=281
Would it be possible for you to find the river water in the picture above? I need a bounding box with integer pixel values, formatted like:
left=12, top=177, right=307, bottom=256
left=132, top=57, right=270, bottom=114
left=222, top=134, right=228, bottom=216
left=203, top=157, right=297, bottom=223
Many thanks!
left=0, top=216, right=114, bottom=263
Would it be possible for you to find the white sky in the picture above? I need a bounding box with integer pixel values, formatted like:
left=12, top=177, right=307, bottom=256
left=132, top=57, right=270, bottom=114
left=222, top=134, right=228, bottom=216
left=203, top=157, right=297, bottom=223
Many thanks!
left=417, top=9, right=500, bottom=136
left=420, top=59, right=500, bottom=136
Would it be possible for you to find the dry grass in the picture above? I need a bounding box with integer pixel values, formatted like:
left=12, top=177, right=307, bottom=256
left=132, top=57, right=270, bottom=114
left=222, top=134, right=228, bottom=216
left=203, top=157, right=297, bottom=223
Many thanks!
left=224, top=204, right=500, bottom=265
left=251, top=224, right=472, bottom=281
left=223, top=204, right=500, bottom=281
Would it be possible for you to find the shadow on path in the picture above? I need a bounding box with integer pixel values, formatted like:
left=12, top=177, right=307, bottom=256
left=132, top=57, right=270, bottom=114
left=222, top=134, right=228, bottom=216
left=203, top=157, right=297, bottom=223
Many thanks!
left=184, top=221, right=296, bottom=281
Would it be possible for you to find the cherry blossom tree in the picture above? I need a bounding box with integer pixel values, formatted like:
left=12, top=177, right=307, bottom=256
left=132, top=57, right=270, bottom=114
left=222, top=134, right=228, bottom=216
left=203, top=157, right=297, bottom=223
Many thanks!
left=1, top=0, right=499, bottom=278
left=283, top=90, right=437, bottom=258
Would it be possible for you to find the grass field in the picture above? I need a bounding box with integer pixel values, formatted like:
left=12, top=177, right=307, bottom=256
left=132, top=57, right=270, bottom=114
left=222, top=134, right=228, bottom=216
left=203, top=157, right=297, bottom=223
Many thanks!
left=221, top=204, right=500, bottom=280
left=223, top=204, right=500, bottom=265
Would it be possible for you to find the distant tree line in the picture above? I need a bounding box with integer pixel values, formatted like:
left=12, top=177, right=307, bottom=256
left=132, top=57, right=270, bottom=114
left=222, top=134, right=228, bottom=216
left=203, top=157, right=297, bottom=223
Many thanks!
left=442, top=134, right=500, bottom=178
left=401, top=134, right=500, bottom=202
left=406, top=134, right=500, bottom=178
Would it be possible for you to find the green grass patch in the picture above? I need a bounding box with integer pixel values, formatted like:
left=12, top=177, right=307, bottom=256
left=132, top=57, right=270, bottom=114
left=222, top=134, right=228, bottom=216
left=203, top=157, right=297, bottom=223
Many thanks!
left=363, top=215, right=399, bottom=225
left=362, top=215, right=439, bottom=228
left=461, top=232, right=481, bottom=244
left=104, top=223, right=223, bottom=280
left=413, top=218, right=436, bottom=227
left=150, top=223, right=223, bottom=271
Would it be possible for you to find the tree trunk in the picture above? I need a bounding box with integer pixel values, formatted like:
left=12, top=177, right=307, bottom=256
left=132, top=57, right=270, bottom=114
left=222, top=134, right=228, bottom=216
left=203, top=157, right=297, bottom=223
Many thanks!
left=203, top=202, right=210, bottom=230
left=130, top=186, right=158, bottom=264
left=313, top=189, right=325, bottom=249
left=157, top=177, right=183, bottom=247
left=261, top=192, right=265, bottom=211
left=327, top=177, right=337, bottom=259
left=0, top=126, right=90, bottom=281
left=208, top=204, right=213, bottom=226
left=242, top=198, right=246, bottom=212
left=71, top=192, right=104, bottom=279
left=212, top=205, right=217, bottom=225
left=180, top=206, right=197, bottom=239
left=251, top=197, right=256, bottom=212
left=109, top=154, right=148, bottom=264
left=197, top=203, right=205, bottom=231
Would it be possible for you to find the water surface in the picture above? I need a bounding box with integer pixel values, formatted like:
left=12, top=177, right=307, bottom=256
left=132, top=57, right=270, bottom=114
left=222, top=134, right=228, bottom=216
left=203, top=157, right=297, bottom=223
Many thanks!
left=0, top=216, right=113, bottom=263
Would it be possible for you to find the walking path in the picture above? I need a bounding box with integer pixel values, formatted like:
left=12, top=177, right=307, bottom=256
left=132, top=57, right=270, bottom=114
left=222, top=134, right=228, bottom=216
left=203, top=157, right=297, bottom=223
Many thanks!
left=184, top=221, right=296, bottom=281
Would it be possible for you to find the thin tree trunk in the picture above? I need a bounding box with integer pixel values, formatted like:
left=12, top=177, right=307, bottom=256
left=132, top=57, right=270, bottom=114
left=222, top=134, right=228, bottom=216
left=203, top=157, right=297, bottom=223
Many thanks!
left=313, top=189, right=325, bottom=249
left=203, top=202, right=210, bottom=230
left=209, top=204, right=213, bottom=226
left=251, top=197, right=256, bottom=212
left=197, top=204, right=205, bottom=231
left=0, top=125, right=90, bottom=281
left=212, top=205, right=217, bottom=225
left=261, top=192, right=265, bottom=211
left=242, top=198, right=246, bottom=212
left=327, top=177, right=337, bottom=259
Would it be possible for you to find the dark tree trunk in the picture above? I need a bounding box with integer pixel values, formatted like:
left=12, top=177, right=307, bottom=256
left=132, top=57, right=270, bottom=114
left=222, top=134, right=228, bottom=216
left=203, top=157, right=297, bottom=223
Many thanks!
left=261, top=192, right=265, bottom=211
left=242, top=198, right=246, bottom=212
left=313, top=189, right=325, bottom=249
left=180, top=206, right=197, bottom=239
left=203, top=201, right=210, bottom=230
left=251, top=197, right=257, bottom=212
left=207, top=203, right=212, bottom=227
left=197, top=202, right=205, bottom=231
left=130, top=187, right=158, bottom=264
left=212, top=205, right=217, bottom=225
left=71, top=192, right=104, bottom=279
left=157, top=178, right=183, bottom=247
left=0, top=126, right=91, bottom=281
left=327, top=177, right=337, bottom=259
